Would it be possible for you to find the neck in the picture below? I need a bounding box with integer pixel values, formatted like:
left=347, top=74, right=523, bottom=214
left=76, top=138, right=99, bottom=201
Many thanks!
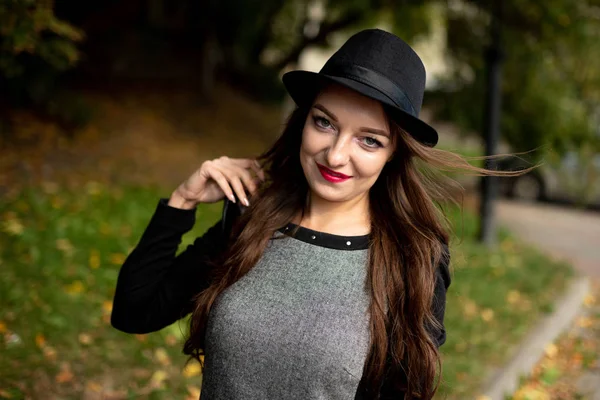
left=293, top=190, right=371, bottom=236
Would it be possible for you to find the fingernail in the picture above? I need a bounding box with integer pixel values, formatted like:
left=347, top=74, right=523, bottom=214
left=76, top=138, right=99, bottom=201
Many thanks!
left=230, top=194, right=236, bottom=203
left=243, top=198, right=249, bottom=207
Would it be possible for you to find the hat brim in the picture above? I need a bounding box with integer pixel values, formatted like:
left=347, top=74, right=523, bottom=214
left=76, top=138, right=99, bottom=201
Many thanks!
left=282, top=70, right=438, bottom=147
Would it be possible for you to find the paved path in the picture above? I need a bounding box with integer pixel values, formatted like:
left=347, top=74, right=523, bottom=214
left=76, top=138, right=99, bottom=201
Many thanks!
left=489, top=198, right=600, bottom=399
left=495, top=199, right=600, bottom=277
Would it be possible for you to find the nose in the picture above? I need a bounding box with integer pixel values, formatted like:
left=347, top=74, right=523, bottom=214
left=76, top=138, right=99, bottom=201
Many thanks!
left=325, top=134, right=351, bottom=167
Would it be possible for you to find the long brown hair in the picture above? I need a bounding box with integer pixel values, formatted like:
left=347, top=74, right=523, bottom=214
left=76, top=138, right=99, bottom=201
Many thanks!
left=182, top=104, right=538, bottom=399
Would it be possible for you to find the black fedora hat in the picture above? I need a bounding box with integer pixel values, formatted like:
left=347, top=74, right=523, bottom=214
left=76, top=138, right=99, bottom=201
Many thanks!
left=282, top=28, right=438, bottom=147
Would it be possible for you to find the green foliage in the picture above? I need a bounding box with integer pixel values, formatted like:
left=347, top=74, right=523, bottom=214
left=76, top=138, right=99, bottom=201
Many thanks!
left=428, top=0, right=600, bottom=158
left=0, top=0, right=84, bottom=78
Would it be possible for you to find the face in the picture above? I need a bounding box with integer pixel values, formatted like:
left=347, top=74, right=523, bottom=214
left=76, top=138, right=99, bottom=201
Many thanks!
left=299, top=83, right=396, bottom=204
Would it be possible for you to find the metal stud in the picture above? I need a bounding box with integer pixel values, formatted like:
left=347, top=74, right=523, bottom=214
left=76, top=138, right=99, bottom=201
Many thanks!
left=346, top=241, right=352, bottom=246
left=311, top=235, right=316, bottom=240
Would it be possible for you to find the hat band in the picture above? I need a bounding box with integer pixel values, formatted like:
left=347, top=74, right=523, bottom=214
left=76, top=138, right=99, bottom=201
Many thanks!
left=320, top=63, right=417, bottom=117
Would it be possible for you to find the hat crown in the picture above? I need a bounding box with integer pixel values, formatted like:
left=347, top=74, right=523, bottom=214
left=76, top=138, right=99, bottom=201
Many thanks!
left=321, top=29, right=427, bottom=115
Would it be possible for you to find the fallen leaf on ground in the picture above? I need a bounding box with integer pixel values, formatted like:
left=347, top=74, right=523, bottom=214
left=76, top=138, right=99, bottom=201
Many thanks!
left=183, top=362, right=201, bottom=378
left=186, top=385, right=201, bottom=400
left=55, top=363, right=74, bottom=383
left=481, top=308, right=495, bottom=322
left=154, top=348, right=171, bottom=366
left=35, top=333, right=46, bottom=348
left=149, top=370, right=168, bottom=389
left=165, top=333, right=178, bottom=346
left=79, top=333, right=93, bottom=345
left=135, top=334, right=147, bottom=342
left=544, top=343, right=558, bottom=358
left=85, top=381, right=102, bottom=392
left=43, top=345, right=57, bottom=360
left=65, top=280, right=85, bottom=294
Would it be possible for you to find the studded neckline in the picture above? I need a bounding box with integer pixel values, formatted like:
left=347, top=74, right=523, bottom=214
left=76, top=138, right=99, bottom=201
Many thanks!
left=276, top=222, right=370, bottom=251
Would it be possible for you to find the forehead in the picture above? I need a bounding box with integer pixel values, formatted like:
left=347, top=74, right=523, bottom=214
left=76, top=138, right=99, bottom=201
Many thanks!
left=312, top=83, right=389, bottom=131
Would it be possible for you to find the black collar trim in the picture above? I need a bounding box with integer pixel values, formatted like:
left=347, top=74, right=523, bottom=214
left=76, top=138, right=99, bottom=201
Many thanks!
left=276, top=222, right=370, bottom=250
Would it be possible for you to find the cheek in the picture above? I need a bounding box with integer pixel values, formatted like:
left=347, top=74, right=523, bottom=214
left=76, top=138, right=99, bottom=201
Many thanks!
left=300, top=127, right=326, bottom=157
left=353, top=154, right=388, bottom=180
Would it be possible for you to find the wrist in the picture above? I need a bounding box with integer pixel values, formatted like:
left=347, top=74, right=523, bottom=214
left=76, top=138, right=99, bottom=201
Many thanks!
left=168, top=191, right=197, bottom=210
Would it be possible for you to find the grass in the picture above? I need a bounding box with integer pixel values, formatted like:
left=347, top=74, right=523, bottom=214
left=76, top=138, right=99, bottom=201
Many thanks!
left=0, top=181, right=574, bottom=399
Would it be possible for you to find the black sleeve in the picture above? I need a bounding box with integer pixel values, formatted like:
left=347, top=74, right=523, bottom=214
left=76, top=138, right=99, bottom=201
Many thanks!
left=110, top=198, right=228, bottom=334
left=429, top=242, right=451, bottom=347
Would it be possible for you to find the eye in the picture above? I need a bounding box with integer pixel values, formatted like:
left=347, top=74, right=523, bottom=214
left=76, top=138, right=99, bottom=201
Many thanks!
left=362, top=136, right=383, bottom=148
left=313, top=115, right=333, bottom=130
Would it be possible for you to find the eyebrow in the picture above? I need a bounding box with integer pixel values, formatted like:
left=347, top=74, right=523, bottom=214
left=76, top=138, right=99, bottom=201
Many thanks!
left=313, top=104, right=390, bottom=138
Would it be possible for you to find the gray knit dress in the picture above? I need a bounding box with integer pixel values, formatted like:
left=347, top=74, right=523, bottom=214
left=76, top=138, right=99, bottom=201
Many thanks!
left=200, top=223, right=373, bottom=400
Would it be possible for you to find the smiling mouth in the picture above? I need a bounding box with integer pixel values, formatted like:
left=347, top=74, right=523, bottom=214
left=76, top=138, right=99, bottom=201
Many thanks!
left=316, top=162, right=352, bottom=182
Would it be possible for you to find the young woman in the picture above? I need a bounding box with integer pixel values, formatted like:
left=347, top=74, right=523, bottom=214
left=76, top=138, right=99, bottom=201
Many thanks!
left=111, top=29, right=535, bottom=399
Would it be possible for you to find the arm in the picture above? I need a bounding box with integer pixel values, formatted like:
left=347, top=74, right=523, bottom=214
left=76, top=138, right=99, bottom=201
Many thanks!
left=110, top=198, right=228, bottom=334
left=428, top=242, right=452, bottom=347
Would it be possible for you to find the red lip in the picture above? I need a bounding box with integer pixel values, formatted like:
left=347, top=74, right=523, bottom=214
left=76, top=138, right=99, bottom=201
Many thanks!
left=316, top=163, right=352, bottom=183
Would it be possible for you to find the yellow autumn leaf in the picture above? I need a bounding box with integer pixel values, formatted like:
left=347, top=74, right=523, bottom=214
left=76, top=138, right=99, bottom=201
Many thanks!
left=109, top=253, right=126, bottom=265
left=576, top=316, right=593, bottom=328
left=65, top=280, right=85, bottom=295
left=150, top=370, right=168, bottom=388
left=135, top=334, right=147, bottom=342
left=186, top=385, right=201, bottom=400
left=35, top=333, right=46, bottom=348
left=165, top=333, right=178, bottom=347
left=544, top=343, right=558, bottom=358
left=462, top=300, right=478, bottom=317
left=583, top=294, right=596, bottom=307
left=89, top=249, right=101, bottom=269
left=481, top=308, right=495, bottom=322
left=154, top=348, right=171, bottom=366
left=0, top=321, right=6, bottom=334
left=55, top=238, right=75, bottom=256
left=507, top=290, right=521, bottom=304
left=78, top=333, right=93, bottom=345
left=102, top=301, right=113, bottom=314
left=85, top=381, right=102, bottom=393
left=513, top=386, right=550, bottom=400
left=183, top=362, right=201, bottom=378
left=3, top=218, right=24, bottom=236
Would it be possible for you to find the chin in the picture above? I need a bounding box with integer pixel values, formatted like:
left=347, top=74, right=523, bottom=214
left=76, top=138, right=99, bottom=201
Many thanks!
left=310, top=181, right=351, bottom=202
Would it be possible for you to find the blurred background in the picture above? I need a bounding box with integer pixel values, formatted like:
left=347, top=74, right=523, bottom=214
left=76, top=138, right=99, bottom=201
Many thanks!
left=1, top=1, right=599, bottom=399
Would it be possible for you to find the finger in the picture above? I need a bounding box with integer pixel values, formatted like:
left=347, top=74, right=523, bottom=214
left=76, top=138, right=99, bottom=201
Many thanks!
left=248, top=159, right=266, bottom=181
left=227, top=174, right=250, bottom=206
left=215, top=164, right=251, bottom=205
left=230, top=164, right=258, bottom=195
left=232, top=158, right=265, bottom=182
left=207, top=167, right=236, bottom=203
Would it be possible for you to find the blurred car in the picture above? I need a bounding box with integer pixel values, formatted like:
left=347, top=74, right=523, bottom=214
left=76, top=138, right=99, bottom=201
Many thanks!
left=497, top=150, right=600, bottom=207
